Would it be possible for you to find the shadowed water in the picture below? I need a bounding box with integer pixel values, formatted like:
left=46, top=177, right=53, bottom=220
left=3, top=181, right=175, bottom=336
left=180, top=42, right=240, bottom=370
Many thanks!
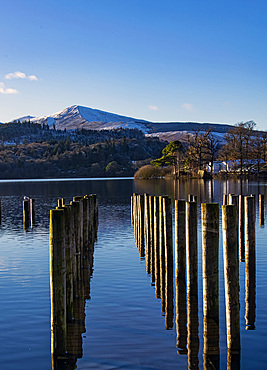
left=0, top=178, right=266, bottom=369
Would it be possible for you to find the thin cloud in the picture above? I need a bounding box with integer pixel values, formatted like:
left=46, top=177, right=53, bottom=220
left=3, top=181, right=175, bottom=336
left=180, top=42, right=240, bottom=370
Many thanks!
left=149, top=105, right=159, bottom=111
left=182, top=103, right=193, bottom=111
left=5, top=71, right=38, bottom=81
left=0, top=82, right=18, bottom=94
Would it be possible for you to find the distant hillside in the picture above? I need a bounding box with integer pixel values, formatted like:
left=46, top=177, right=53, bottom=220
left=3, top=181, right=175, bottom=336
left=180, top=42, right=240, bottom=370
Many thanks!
left=13, top=105, right=234, bottom=135
left=146, top=121, right=233, bottom=133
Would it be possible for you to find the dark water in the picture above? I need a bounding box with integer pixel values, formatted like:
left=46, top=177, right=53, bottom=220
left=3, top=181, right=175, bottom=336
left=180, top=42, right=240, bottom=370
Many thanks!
left=0, top=178, right=266, bottom=369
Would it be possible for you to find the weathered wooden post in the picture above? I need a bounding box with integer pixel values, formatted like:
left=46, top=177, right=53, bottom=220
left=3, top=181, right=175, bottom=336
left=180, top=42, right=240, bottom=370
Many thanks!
left=61, top=205, right=74, bottom=323
left=239, top=195, right=245, bottom=262
left=223, top=194, right=228, bottom=205
left=83, top=197, right=89, bottom=246
left=30, top=198, right=35, bottom=227
left=138, top=194, right=145, bottom=257
left=58, top=198, right=65, bottom=208
left=149, top=196, right=155, bottom=285
left=23, top=199, right=30, bottom=229
left=0, top=199, right=1, bottom=224
left=245, top=196, right=256, bottom=330
left=154, top=196, right=160, bottom=298
left=188, top=194, right=193, bottom=202
left=175, top=200, right=187, bottom=353
left=259, top=194, right=264, bottom=226
left=70, top=200, right=81, bottom=290
left=202, top=203, right=220, bottom=370
left=50, top=208, right=67, bottom=355
left=159, top=196, right=166, bottom=312
left=186, top=200, right=199, bottom=368
left=229, top=194, right=239, bottom=242
left=163, top=196, right=173, bottom=329
left=144, top=193, right=151, bottom=273
left=222, top=204, right=240, bottom=351
left=73, top=196, right=84, bottom=249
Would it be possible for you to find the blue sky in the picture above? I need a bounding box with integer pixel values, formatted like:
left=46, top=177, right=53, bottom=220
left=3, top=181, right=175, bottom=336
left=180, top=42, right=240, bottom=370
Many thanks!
left=0, top=0, right=267, bottom=129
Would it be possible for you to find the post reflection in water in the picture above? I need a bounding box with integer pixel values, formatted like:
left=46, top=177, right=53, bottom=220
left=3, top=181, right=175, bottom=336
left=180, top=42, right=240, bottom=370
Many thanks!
left=227, top=350, right=241, bottom=370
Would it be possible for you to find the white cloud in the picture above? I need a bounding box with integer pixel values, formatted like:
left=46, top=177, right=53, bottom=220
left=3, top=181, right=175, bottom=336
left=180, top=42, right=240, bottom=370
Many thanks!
left=0, top=82, right=18, bottom=94
left=149, top=105, right=159, bottom=111
left=28, top=75, right=38, bottom=81
left=182, top=103, right=193, bottom=111
left=5, top=71, right=38, bottom=81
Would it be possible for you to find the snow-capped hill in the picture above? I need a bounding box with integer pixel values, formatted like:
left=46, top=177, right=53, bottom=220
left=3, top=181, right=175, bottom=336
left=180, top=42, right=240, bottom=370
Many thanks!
left=27, top=105, right=150, bottom=132
left=15, top=115, right=35, bottom=122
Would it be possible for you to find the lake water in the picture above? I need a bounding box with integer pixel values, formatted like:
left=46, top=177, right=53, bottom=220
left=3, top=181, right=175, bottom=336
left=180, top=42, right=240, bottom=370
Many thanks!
left=0, top=178, right=266, bottom=369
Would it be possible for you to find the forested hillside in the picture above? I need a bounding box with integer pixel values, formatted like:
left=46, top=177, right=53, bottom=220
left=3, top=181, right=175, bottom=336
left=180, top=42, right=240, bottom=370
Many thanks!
left=0, top=121, right=166, bottom=178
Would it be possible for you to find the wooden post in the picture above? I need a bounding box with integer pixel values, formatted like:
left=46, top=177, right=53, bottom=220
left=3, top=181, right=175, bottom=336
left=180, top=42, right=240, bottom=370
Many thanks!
left=30, top=198, right=35, bottom=227
left=23, top=199, right=30, bottom=229
left=188, top=194, right=193, bottom=202
left=70, top=200, right=80, bottom=292
left=50, top=209, right=67, bottom=355
left=245, top=196, right=256, bottom=330
left=229, top=194, right=239, bottom=242
left=202, top=203, right=219, bottom=369
left=239, top=195, right=245, bottom=262
left=175, top=200, right=187, bottom=353
left=223, top=194, right=228, bottom=205
left=154, top=196, right=160, bottom=298
left=149, top=196, right=155, bottom=285
left=159, top=196, right=166, bottom=312
left=58, top=198, right=65, bottom=208
left=144, top=193, right=150, bottom=273
left=138, top=195, right=145, bottom=257
left=222, top=204, right=240, bottom=351
left=83, top=197, right=89, bottom=246
left=186, top=201, right=199, bottom=367
left=73, top=196, right=84, bottom=249
left=163, top=196, right=173, bottom=329
left=0, top=199, right=1, bottom=224
left=259, top=194, right=264, bottom=226
left=62, top=205, right=74, bottom=323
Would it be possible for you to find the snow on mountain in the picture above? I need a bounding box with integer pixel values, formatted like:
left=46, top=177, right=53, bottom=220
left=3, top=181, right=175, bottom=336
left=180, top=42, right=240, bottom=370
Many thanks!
left=27, top=105, right=150, bottom=132
left=147, top=130, right=227, bottom=145
left=14, top=115, right=35, bottom=122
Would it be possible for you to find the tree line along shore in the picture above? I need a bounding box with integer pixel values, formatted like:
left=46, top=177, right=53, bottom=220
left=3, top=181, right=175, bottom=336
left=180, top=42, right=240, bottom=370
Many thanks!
left=135, top=121, right=267, bottom=179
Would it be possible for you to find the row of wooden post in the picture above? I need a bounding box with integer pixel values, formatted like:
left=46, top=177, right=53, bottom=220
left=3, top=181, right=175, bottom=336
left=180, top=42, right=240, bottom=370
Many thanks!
left=50, top=194, right=98, bottom=368
left=132, top=192, right=258, bottom=369
left=223, top=193, right=263, bottom=262
left=23, top=198, right=35, bottom=228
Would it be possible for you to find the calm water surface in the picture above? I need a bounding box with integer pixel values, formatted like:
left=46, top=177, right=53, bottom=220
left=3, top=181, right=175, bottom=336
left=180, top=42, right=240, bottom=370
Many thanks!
left=0, top=178, right=266, bottom=369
